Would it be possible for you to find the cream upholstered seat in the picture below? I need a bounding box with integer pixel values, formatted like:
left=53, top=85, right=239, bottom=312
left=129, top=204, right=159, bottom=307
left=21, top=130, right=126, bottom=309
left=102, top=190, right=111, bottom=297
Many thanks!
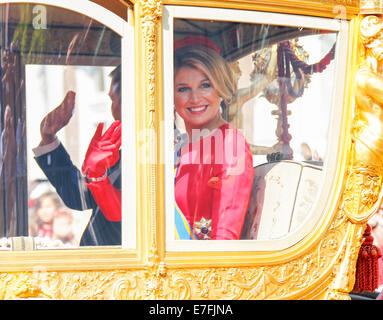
left=241, top=160, right=322, bottom=240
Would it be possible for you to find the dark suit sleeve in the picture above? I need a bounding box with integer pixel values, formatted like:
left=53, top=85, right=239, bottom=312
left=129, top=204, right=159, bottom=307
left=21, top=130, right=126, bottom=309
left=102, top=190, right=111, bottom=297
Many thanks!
left=34, top=143, right=96, bottom=211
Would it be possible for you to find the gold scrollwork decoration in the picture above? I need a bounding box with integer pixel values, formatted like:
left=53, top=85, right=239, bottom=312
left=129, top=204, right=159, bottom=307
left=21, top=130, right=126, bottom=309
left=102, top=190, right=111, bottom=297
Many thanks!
left=137, top=0, right=163, bottom=128
left=0, top=209, right=364, bottom=300
left=360, top=0, right=383, bottom=14
left=348, top=14, right=383, bottom=225
left=343, top=165, right=382, bottom=223
left=0, top=210, right=351, bottom=300
left=1, top=0, right=381, bottom=302
left=136, top=0, right=163, bottom=267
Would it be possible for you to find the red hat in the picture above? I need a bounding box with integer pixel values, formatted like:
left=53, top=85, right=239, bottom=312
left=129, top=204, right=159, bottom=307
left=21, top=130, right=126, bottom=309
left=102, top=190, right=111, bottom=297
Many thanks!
left=174, top=35, right=220, bottom=54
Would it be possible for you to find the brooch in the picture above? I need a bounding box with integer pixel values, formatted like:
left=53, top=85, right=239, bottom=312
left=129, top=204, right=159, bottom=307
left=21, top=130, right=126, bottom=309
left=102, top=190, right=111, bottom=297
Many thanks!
left=193, top=217, right=212, bottom=240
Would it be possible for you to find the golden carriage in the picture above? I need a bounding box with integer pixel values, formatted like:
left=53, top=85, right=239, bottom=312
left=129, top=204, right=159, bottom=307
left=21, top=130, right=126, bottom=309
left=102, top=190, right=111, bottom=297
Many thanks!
left=0, top=0, right=380, bottom=301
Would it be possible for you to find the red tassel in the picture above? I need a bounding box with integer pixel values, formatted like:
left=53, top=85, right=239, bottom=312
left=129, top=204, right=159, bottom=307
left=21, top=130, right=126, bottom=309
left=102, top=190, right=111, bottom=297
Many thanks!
left=353, top=224, right=382, bottom=293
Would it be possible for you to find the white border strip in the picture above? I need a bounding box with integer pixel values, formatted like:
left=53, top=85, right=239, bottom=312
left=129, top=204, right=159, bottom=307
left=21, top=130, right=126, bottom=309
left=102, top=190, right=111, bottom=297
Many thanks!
left=121, top=7, right=136, bottom=250
left=163, top=6, right=176, bottom=247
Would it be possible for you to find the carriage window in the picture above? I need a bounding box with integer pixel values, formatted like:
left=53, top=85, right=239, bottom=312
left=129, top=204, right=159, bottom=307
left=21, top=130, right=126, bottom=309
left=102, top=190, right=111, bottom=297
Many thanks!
left=165, top=7, right=345, bottom=250
left=0, top=3, right=127, bottom=250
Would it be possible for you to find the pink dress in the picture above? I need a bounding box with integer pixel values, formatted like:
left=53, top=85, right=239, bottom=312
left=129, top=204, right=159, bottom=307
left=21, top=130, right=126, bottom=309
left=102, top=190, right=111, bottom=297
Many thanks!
left=175, top=123, right=254, bottom=240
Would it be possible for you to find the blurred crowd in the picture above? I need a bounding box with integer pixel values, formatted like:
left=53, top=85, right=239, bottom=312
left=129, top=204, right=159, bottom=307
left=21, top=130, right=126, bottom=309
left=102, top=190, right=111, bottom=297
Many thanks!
left=28, top=180, right=90, bottom=248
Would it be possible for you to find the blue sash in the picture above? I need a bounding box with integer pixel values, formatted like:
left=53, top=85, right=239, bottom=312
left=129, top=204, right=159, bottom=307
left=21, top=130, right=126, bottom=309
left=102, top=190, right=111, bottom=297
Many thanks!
left=175, top=201, right=196, bottom=240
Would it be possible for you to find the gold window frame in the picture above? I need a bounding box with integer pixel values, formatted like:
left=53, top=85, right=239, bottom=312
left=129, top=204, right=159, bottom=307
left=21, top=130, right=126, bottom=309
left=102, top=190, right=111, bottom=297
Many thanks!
left=0, top=0, right=140, bottom=281
left=0, top=0, right=381, bottom=301
left=163, top=5, right=349, bottom=253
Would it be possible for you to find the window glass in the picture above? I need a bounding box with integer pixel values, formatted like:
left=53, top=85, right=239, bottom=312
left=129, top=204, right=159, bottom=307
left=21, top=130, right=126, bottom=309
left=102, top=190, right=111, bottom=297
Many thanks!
left=0, top=3, right=123, bottom=249
left=172, top=17, right=337, bottom=242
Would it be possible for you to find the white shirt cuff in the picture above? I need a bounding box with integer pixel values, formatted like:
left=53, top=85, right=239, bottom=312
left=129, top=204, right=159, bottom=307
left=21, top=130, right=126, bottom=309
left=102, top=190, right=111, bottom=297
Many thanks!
left=32, top=139, right=60, bottom=157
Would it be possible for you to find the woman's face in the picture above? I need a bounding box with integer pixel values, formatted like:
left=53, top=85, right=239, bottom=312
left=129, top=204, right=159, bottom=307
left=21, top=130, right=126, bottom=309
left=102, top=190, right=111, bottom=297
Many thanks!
left=174, top=66, right=222, bottom=132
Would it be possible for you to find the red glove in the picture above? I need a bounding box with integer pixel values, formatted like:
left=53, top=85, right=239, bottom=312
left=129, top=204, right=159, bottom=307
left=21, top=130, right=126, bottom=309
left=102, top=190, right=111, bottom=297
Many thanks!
left=82, top=121, right=121, bottom=178
left=82, top=121, right=122, bottom=222
left=85, top=177, right=121, bottom=221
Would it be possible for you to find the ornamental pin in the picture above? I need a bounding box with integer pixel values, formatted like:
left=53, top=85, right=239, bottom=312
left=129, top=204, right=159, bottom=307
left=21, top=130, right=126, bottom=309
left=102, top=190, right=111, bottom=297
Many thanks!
left=193, top=217, right=212, bottom=240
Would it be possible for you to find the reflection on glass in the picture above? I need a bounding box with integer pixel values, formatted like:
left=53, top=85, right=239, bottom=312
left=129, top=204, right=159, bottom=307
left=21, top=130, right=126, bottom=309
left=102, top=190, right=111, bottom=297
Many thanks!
left=173, top=19, right=337, bottom=240
left=0, top=4, right=122, bottom=249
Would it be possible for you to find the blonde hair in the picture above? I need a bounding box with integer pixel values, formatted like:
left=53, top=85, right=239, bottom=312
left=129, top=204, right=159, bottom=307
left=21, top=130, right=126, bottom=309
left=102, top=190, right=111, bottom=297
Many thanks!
left=174, top=47, right=237, bottom=107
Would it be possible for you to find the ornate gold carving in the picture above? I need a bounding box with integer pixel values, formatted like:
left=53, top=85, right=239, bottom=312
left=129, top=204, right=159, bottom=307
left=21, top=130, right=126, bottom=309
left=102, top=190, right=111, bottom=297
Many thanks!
left=0, top=207, right=351, bottom=300
left=0, top=198, right=366, bottom=300
left=323, top=0, right=357, bottom=4
left=137, top=0, right=162, bottom=128
left=316, top=12, right=383, bottom=299
left=338, top=13, right=383, bottom=225
left=136, top=0, right=163, bottom=265
left=312, top=14, right=383, bottom=297
left=343, top=165, right=382, bottom=223
left=349, top=14, right=383, bottom=226
left=325, top=223, right=364, bottom=299
left=321, top=0, right=361, bottom=7
left=360, top=0, right=383, bottom=14
left=0, top=0, right=379, bottom=302
left=112, top=249, right=167, bottom=300
left=143, top=247, right=167, bottom=298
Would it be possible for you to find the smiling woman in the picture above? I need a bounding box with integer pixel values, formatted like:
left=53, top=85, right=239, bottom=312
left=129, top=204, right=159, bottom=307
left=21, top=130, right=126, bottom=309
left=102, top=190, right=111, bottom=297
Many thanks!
left=173, top=37, right=254, bottom=240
